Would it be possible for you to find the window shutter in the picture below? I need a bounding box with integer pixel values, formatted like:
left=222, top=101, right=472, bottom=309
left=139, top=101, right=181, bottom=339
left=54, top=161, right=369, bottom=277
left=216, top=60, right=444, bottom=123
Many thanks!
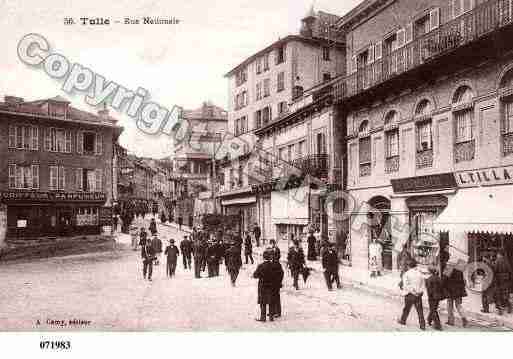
left=375, top=42, right=383, bottom=60
left=49, top=166, right=56, bottom=190
left=367, top=46, right=375, bottom=64
left=76, top=168, right=83, bottom=191
left=351, top=55, right=357, bottom=74
left=65, top=131, right=72, bottom=153
left=44, top=128, right=51, bottom=151
left=8, top=164, right=16, bottom=189
left=396, top=28, right=406, bottom=48
left=429, top=8, right=440, bottom=31
left=95, top=133, right=103, bottom=155
left=77, top=131, right=83, bottom=154
left=31, top=126, right=39, bottom=150
left=405, top=23, right=413, bottom=43
left=32, top=164, right=39, bottom=189
left=95, top=169, right=103, bottom=192
left=8, top=125, right=16, bottom=148
left=58, top=166, right=65, bottom=190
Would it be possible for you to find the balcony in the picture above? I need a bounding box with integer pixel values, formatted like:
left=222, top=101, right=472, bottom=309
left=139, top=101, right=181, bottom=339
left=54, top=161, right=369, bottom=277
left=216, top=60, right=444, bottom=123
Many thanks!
left=333, top=0, right=513, bottom=105
left=289, top=154, right=330, bottom=179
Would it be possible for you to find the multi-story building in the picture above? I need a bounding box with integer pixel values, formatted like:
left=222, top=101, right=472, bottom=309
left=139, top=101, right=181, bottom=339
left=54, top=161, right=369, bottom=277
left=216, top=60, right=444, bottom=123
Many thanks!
left=325, top=0, right=513, bottom=272
left=171, top=102, right=227, bottom=223
left=219, top=8, right=346, bottom=236
left=0, top=95, right=122, bottom=246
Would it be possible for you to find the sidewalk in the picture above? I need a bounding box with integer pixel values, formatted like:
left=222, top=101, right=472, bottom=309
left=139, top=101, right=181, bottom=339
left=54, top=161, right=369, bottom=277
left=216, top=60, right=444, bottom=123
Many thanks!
left=252, top=240, right=513, bottom=330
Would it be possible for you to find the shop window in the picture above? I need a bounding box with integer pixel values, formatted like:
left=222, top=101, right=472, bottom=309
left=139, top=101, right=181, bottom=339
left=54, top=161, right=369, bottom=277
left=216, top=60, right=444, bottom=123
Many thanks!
left=76, top=207, right=99, bottom=226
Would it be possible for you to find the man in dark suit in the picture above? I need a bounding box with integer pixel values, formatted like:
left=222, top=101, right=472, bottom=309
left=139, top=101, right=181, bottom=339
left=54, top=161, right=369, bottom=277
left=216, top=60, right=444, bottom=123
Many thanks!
left=142, top=241, right=156, bottom=281
left=287, top=240, right=305, bottom=290
left=269, top=239, right=281, bottom=262
left=164, top=239, right=180, bottom=278
left=180, top=235, right=192, bottom=270
left=253, top=249, right=284, bottom=322
left=226, top=243, right=243, bottom=287
left=322, top=243, right=341, bottom=290
left=425, top=266, right=444, bottom=330
left=253, top=223, right=261, bottom=247
left=192, top=240, right=203, bottom=279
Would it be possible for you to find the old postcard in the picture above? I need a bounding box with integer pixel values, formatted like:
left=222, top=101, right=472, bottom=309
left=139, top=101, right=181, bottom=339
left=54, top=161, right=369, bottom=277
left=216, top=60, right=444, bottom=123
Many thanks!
left=1, top=1, right=513, bottom=354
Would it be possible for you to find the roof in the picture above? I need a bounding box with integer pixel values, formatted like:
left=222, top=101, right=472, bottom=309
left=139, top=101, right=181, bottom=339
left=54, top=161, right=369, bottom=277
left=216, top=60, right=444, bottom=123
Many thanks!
left=182, top=102, right=227, bottom=121
left=0, top=95, right=121, bottom=129
left=335, top=0, right=384, bottom=30
left=224, top=34, right=344, bottom=78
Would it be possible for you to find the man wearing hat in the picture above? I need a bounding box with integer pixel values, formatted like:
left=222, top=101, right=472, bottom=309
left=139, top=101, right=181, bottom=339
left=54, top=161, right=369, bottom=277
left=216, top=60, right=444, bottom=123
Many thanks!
left=164, top=239, right=180, bottom=278
left=253, top=249, right=284, bottom=322
left=287, top=240, right=305, bottom=290
left=180, top=235, right=193, bottom=270
left=322, top=242, right=342, bottom=291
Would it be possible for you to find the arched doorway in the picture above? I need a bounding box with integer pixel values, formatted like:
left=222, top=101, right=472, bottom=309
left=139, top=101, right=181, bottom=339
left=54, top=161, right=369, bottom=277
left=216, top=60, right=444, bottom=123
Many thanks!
left=368, top=196, right=393, bottom=271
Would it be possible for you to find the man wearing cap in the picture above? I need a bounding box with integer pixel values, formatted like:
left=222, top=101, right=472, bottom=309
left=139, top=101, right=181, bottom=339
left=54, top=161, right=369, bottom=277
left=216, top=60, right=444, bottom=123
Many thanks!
left=253, top=249, right=284, bottom=322
left=398, top=260, right=426, bottom=330
left=164, top=239, right=180, bottom=278
left=180, top=235, right=192, bottom=270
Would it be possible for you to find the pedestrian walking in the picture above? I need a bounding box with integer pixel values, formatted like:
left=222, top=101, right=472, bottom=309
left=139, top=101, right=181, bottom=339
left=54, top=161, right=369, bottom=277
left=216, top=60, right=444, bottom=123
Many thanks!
left=287, top=240, right=305, bottom=290
left=142, top=241, right=156, bottom=281
left=492, top=251, right=512, bottom=315
left=130, top=225, right=139, bottom=250
left=199, top=239, right=208, bottom=273
left=253, top=249, right=284, bottom=322
left=244, top=231, right=254, bottom=264
left=398, top=260, right=426, bottom=330
left=180, top=235, right=192, bottom=270
left=139, top=227, right=148, bottom=258
left=322, top=243, right=341, bottom=290
left=268, top=239, right=281, bottom=262
left=425, top=266, right=444, bottom=330
left=207, top=241, right=218, bottom=278
left=226, top=243, right=243, bottom=287
left=149, top=218, right=157, bottom=236
left=253, top=223, right=261, bottom=247
left=443, top=266, right=468, bottom=327
left=178, top=216, right=183, bottom=230
left=113, top=214, right=119, bottom=232
left=164, top=239, right=180, bottom=278
left=192, top=240, right=203, bottom=279
left=307, top=230, right=317, bottom=261
left=151, top=233, right=163, bottom=266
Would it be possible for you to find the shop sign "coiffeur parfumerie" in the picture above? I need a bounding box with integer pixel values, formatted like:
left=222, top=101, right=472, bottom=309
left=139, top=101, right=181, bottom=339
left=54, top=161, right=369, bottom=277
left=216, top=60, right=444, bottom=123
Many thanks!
left=455, top=165, right=513, bottom=188
left=0, top=191, right=106, bottom=202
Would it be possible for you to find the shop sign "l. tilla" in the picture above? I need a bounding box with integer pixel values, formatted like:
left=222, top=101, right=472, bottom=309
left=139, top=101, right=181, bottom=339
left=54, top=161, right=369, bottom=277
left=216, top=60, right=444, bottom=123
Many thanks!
left=456, top=165, right=513, bottom=187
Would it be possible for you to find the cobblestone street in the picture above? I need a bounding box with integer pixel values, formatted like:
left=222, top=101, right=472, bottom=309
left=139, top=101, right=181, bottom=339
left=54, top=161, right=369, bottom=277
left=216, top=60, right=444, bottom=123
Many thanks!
left=0, top=219, right=508, bottom=332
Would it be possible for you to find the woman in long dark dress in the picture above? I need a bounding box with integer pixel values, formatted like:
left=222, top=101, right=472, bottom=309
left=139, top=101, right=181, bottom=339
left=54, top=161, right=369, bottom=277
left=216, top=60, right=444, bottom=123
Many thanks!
left=307, top=230, right=317, bottom=261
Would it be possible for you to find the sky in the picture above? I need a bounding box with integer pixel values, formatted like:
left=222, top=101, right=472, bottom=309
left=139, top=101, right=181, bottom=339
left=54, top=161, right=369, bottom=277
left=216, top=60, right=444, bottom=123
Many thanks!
left=0, top=0, right=360, bottom=158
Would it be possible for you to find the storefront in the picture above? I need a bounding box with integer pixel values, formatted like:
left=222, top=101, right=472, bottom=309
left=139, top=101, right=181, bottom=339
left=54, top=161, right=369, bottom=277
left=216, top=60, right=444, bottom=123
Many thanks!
left=221, top=195, right=256, bottom=234
left=433, top=168, right=513, bottom=264
left=0, top=191, right=107, bottom=240
left=271, top=186, right=310, bottom=243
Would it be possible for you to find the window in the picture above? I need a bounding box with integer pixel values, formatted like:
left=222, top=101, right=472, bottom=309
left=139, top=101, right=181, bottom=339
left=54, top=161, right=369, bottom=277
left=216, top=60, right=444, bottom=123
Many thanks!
left=263, top=53, right=270, bottom=71
left=322, top=46, right=331, bottom=61
left=8, top=125, right=39, bottom=150
left=255, top=110, right=262, bottom=129
left=417, top=120, right=433, bottom=151
left=235, top=116, right=247, bottom=136
left=256, top=82, right=262, bottom=101
left=236, top=67, right=247, bottom=86
left=256, top=58, right=262, bottom=74
left=276, top=45, right=286, bottom=64
left=76, top=168, right=102, bottom=192
left=77, top=132, right=102, bottom=155
left=455, top=110, right=473, bottom=143
left=8, top=164, right=39, bottom=189
left=298, top=140, right=305, bottom=158
left=503, top=100, right=513, bottom=134
left=278, top=147, right=286, bottom=162
left=83, top=132, right=96, bottom=153
left=359, top=137, right=371, bottom=164
left=49, top=165, right=65, bottom=190
left=262, top=106, right=272, bottom=125
left=358, top=120, right=371, bottom=176
left=44, top=128, right=72, bottom=153
left=263, top=79, right=270, bottom=97
left=316, top=132, right=327, bottom=154
left=278, top=101, right=288, bottom=115
left=385, top=130, right=399, bottom=158
left=277, top=72, right=285, bottom=92
left=323, top=73, right=332, bottom=82
left=288, top=144, right=294, bottom=162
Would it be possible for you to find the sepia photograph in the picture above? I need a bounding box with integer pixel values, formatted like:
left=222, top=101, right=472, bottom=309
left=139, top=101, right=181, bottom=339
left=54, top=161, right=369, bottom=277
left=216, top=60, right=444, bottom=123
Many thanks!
left=1, top=1, right=513, bottom=352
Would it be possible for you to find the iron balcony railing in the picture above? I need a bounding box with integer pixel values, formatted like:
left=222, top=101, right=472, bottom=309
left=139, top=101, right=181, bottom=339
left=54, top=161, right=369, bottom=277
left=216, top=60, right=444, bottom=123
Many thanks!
left=332, top=0, right=513, bottom=102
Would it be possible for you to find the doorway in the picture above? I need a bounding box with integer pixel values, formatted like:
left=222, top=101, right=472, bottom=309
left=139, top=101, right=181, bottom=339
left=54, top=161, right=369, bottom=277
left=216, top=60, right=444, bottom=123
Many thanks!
left=369, top=196, right=392, bottom=271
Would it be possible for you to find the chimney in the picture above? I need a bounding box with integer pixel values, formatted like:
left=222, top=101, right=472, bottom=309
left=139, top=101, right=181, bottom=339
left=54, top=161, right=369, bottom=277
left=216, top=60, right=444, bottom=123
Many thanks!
left=4, top=96, right=24, bottom=104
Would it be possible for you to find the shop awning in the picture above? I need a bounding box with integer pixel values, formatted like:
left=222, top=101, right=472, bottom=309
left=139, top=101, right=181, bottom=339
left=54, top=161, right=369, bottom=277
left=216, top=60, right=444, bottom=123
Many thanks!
left=221, top=196, right=256, bottom=206
left=433, top=186, right=513, bottom=234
